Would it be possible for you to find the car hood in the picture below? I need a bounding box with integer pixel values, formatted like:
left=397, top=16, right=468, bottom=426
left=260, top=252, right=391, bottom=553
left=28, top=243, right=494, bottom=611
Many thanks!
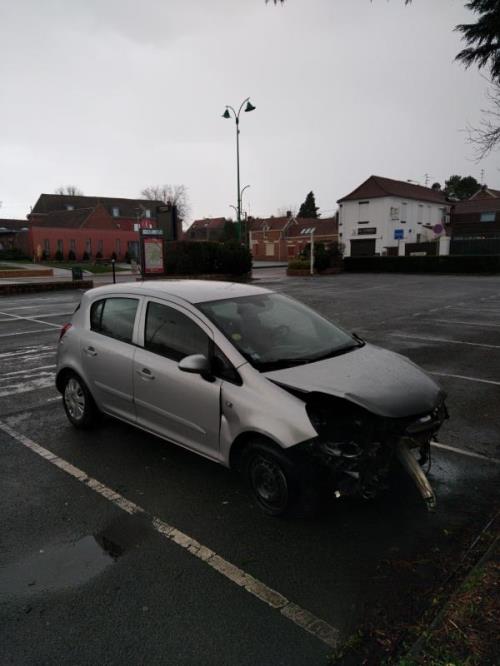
left=264, top=343, right=444, bottom=418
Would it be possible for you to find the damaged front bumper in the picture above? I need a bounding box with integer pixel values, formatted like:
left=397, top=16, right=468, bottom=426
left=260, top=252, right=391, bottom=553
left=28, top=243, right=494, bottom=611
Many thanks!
left=295, top=399, right=448, bottom=511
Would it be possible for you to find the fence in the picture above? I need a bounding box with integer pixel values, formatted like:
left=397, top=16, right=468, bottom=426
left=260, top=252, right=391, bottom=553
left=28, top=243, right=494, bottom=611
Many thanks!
left=450, top=236, right=500, bottom=256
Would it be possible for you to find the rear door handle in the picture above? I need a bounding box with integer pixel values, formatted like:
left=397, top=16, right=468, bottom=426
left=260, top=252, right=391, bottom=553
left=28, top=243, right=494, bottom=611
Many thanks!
left=137, top=367, right=155, bottom=380
left=84, top=346, right=97, bottom=357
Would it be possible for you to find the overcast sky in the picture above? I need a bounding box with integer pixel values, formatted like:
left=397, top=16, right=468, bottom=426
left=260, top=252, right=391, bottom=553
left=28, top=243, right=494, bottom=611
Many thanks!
left=1, top=0, right=498, bottom=223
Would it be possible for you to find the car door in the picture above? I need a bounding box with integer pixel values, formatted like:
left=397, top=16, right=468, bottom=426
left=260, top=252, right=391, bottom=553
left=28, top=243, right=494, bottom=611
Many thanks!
left=133, top=298, right=222, bottom=460
left=80, top=295, right=140, bottom=422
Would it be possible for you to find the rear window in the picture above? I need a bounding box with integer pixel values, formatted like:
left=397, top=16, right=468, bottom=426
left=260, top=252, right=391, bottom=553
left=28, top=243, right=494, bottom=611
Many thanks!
left=90, top=297, right=138, bottom=343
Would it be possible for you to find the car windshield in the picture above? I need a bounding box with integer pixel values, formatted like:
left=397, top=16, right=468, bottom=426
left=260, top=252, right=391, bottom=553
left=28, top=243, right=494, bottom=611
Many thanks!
left=197, top=293, right=360, bottom=371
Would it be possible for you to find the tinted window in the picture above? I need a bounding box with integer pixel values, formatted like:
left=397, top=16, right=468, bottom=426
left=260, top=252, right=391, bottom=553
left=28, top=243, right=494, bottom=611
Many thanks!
left=144, top=302, right=209, bottom=362
left=90, top=298, right=138, bottom=343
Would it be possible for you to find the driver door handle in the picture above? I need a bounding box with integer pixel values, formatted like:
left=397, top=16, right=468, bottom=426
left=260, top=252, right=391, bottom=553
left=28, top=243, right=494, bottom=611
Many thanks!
left=84, top=346, right=97, bottom=357
left=137, top=367, right=155, bottom=380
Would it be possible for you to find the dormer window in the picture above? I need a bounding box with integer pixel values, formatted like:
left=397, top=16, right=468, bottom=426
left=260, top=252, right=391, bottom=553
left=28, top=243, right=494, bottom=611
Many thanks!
left=144, top=209, right=151, bottom=219
left=66, top=205, right=74, bottom=211
left=112, top=207, right=120, bottom=217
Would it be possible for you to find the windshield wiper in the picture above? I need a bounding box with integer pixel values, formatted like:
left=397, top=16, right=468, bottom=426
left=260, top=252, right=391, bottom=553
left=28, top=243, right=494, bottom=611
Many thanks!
left=259, top=343, right=361, bottom=372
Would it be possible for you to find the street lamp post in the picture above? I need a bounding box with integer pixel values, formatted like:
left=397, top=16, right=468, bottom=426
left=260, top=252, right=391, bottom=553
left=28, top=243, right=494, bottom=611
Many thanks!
left=222, top=98, right=256, bottom=242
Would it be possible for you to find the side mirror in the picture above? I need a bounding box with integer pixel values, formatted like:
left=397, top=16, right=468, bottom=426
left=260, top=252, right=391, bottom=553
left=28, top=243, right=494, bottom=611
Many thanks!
left=178, top=354, right=212, bottom=376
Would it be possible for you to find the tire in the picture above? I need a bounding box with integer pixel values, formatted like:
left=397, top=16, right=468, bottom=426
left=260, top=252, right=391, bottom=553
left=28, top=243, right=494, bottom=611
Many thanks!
left=62, top=373, right=99, bottom=429
left=242, top=440, right=319, bottom=517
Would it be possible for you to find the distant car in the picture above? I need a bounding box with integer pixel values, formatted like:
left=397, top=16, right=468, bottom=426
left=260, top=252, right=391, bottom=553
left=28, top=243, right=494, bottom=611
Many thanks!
left=56, top=280, right=447, bottom=516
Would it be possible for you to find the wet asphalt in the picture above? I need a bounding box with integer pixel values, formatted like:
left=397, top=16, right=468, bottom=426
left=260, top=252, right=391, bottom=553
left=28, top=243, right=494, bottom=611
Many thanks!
left=0, top=272, right=499, bottom=665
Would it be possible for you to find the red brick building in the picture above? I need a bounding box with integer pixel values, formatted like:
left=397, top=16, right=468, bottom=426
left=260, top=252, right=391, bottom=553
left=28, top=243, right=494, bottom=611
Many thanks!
left=249, top=215, right=338, bottom=261
left=16, top=194, right=172, bottom=261
left=184, top=217, right=230, bottom=242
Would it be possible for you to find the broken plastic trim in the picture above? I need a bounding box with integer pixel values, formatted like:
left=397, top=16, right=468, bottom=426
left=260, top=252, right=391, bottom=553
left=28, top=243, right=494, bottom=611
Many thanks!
left=396, top=440, right=437, bottom=512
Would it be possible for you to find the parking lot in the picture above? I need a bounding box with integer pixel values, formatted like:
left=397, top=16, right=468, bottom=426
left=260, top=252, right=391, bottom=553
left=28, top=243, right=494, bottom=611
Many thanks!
left=1, top=273, right=499, bottom=665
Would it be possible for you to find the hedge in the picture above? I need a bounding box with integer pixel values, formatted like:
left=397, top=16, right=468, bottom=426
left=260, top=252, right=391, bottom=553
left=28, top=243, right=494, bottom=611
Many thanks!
left=343, top=255, right=500, bottom=274
left=0, top=248, right=30, bottom=261
left=165, top=241, right=252, bottom=276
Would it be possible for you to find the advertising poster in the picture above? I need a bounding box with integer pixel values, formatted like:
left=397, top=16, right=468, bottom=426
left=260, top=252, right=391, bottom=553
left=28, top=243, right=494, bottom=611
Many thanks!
left=143, top=238, right=164, bottom=274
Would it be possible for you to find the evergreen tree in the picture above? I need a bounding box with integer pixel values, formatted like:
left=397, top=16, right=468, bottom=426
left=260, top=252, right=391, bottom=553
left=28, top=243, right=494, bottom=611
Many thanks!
left=298, top=191, right=319, bottom=218
left=456, top=1, right=500, bottom=82
left=444, top=175, right=481, bottom=200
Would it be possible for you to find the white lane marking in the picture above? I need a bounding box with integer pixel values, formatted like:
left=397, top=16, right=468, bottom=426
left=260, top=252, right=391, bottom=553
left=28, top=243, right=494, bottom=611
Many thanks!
left=0, top=375, right=55, bottom=397
left=426, top=319, right=500, bottom=329
left=0, top=345, right=55, bottom=359
left=0, top=328, right=57, bottom=338
left=429, top=371, right=500, bottom=387
left=0, top=421, right=339, bottom=649
left=0, top=312, right=73, bottom=322
left=391, top=334, right=500, bottom=349
left=431, top=441, right=500, bottom=465
left=0, top=311, right=61, bottom=329
left=2, top=365, right=56, bottom=377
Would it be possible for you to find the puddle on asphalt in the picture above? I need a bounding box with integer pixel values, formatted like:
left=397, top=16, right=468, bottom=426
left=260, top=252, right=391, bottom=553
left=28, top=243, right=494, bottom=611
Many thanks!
left=0, top=514, right=151, bottom=599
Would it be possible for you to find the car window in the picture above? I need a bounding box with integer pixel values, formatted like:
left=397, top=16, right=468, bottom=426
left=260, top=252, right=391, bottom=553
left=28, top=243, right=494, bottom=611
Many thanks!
left=198, top=293, right=355, bottom=371
left=144, top=301, right=209, bottom=362
left=90, top=297, right=139, bottom=343
left=213, top=345, right=241, bottom=385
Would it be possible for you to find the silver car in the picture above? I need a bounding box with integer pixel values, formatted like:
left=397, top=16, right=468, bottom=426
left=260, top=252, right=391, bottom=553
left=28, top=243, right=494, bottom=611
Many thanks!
left=56, top=280, right=447, bottom=516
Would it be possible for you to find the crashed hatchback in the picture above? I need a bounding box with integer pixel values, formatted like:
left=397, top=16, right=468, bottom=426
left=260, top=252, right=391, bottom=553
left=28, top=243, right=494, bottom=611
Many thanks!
left=56, top=281, right=447, bottom=516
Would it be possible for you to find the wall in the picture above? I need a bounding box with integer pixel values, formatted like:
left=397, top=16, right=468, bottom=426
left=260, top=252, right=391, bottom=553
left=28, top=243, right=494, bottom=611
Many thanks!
left=29, top=227, right=143, bottom=260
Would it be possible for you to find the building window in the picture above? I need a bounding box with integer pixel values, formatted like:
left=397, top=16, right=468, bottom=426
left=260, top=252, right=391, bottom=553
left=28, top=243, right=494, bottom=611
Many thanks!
left=57, top=239, right=63, bottom=253
left=401, top=202, right=407, bottom=223
left=358, top=201, right=369, bottom=223
left=115, top=239, right=121, bottom=256
left=44, top=239, right=50, bottom=254
left=416, top=233, right=422, bottom=243
left=427, top=205, right=432, bottom=223
left=66, top=204, right=74, bottom=211
left=358, top=227, right=377, bottom=235
left=112, top=207, right=120, bottom=217
left=417, top=204, right=423, bottom=223
left=480, top=212, right=496, bottom=222
left=70, top=239, right=76, bottom=251
left=85, top=239, right=92, bottom=256
left=97, top=240, right=103, bottom=255
left=144, top=209, right=151, bottom=219
left=265, top=242, right=274, bottom=256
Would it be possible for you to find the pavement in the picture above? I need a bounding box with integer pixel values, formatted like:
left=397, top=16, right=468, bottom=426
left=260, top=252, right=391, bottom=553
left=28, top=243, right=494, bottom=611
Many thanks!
left=0, top=272, right=499, bottom=664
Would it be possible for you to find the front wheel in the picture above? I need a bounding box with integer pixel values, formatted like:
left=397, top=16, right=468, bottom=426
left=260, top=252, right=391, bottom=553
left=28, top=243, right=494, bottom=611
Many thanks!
left=63, top=373, right=99, bottom=429
left=242, top=441, right=318, bottom=517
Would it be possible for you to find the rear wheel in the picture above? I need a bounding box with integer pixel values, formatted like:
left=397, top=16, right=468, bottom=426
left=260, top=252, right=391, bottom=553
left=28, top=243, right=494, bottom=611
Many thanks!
left=62, top=373, right=98, bottom=429
left=242, top=441, right=318, bottom=517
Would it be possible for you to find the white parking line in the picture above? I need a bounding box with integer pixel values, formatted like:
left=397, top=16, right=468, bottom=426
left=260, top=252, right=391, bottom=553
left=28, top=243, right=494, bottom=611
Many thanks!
left=391, top=334, right=500, bottom=349
left=0, top=312, right=73, bottom=322
left=0, top=421, right=339, bottom=649
left=0, top=311, right=61, bottom=329
left=429, top=371, right=500, bottom=386
left=431, top=441, right=500, bottom=465
left=0, top=328, right=57, bottom=338
left=426, top=319, right=500, bottom=329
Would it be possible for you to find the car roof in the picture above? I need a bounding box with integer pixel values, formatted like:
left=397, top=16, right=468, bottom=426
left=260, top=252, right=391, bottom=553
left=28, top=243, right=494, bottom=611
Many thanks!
left=84, top=279, right=273, bottom=304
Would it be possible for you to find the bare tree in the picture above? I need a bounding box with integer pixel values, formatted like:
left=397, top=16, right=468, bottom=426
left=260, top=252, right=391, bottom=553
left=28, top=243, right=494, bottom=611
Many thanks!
left=140, top=184, right=190, bottom=221
left=55, top=185, right=83, bottom=196
left=468, top=79, right=500, bottom=158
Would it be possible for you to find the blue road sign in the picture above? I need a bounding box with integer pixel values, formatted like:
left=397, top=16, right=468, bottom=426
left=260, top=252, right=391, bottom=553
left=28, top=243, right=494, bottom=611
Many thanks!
left=394, top=229, right=404, bottom=240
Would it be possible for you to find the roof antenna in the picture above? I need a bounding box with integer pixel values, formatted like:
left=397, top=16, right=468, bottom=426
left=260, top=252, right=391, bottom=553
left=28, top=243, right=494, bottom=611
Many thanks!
left=424, top=173, right=430, bottom=187
left=480, top=168, right=485, bottom=185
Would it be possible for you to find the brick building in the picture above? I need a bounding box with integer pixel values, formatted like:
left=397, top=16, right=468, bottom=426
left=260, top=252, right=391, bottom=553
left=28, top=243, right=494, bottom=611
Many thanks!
left=248, top=215, right=338, bottom=261
left=450, top=185, right=500, bottom=254
left=184, top=217, right=230, bottom=242
left=15, top=194, right=179, bottom=261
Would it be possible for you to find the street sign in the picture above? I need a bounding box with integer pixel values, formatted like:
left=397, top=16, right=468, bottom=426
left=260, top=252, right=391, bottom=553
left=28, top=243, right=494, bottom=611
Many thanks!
left=141, top=229, right=164, bottom=236
left=394, top=229, right=404, bottom=240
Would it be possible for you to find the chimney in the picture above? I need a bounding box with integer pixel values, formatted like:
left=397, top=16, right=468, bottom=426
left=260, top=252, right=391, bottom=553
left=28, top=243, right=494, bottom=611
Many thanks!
left=286, top=210, right=292, bottom=218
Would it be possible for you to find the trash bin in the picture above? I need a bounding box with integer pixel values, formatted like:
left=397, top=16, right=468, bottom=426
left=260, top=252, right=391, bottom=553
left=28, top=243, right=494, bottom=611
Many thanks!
left=71, top=266, right=83, bottom=281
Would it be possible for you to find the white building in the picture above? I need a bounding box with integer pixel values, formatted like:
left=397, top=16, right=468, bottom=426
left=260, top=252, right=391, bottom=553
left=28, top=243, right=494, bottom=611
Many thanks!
left=337, top=176, right=450, bottom=257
